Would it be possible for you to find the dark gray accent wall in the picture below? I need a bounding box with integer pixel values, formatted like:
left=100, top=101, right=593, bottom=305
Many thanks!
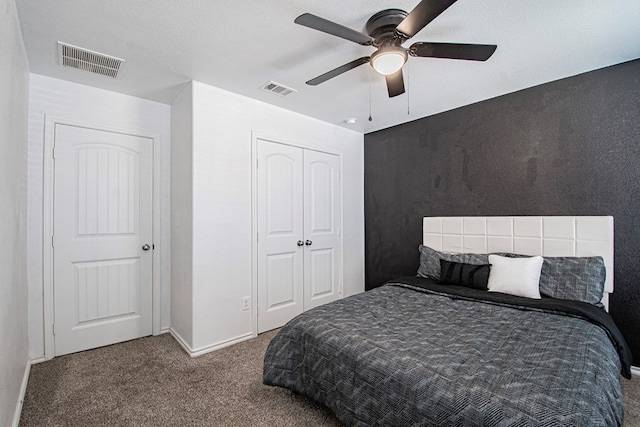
left=364, top=58, right=640, bottom=365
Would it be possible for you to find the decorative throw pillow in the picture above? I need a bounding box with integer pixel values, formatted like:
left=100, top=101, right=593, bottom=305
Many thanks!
left=417, top=245, right=489, bottom=280
left=439, top=259, right=491, bottom=290
left=495, top=253, right=606, bottom=305
left=487, top=254, right=544, bottom=299
left=539, top=256, right=606, bottom=305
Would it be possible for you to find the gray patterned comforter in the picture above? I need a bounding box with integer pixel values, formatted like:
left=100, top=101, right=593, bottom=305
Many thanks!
left=263, top=279, right=626, bottom=426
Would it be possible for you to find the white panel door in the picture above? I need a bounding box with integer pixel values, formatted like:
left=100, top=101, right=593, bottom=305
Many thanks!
left=303, top=150, right=342, bottom=310
left=53, top=124, right=153, bottom=356
left=257, top=140, right=304, bottom=333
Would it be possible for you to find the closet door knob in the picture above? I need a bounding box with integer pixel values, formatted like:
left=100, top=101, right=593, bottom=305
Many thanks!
left=305, top=240, right=312, bottom=246
left=142, top=244, right=151, bottom=251
left=297, top=240, right=304, bottom=246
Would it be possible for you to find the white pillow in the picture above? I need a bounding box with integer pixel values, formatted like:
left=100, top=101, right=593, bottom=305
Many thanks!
left=487, top=254, right=544, bottom=299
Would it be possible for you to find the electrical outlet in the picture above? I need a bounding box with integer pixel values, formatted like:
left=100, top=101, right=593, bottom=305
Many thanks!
left=242, top=296, right=250, bottom=311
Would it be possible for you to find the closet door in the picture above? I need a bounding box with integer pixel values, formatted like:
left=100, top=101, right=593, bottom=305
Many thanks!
left=303, top=150, right=341, bottom=310
left=257, top=140, right=304, bottom=333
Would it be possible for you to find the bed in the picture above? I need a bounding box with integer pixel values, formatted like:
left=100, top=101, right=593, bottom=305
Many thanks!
left=263, top=216, right=632, bottom=426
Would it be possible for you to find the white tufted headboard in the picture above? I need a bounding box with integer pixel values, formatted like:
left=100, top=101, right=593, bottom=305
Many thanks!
left=423, top=216, right=614, bottom=309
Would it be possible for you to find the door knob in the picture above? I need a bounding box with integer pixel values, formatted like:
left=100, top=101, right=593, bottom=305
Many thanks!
left=305, top=240, right=312, bottom=246
left=142, top=244, right=151, bottom=251
left=296, top=240, right=304, bottom=246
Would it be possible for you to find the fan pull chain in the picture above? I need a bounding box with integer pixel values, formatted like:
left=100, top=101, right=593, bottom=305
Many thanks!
left=406, top=61, right=410, bottom=116
left=368, top=66, right=373, bottom=121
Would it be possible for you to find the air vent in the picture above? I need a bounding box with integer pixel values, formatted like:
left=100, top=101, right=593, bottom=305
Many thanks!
left=260, top=81, right=297, bottom=97
left=57, top=42, right=125, bottom=79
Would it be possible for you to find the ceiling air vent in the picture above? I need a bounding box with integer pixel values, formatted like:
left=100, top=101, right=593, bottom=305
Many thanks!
left=57, top=42, right=125, bottom=79
left=260, top=81, right=297, bottom=97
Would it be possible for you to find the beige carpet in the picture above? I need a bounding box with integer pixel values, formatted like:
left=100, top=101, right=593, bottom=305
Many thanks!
left=20, top=331, right=640, bottom=426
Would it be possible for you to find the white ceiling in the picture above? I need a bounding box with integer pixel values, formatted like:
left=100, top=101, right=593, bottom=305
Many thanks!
left=15, top=0, right=640, bottom=134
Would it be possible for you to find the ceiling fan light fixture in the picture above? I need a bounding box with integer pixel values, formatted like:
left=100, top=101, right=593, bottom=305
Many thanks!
left=370, top=46, right=407, bottom=75
left=296, top=3, right=498, bottom=99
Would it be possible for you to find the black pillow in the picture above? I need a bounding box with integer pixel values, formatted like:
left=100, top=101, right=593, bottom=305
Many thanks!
left=439, top=259, right=491, bottom=290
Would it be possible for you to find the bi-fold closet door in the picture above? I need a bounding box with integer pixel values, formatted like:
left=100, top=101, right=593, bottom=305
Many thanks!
left=257, top=139, right=342, bottom=333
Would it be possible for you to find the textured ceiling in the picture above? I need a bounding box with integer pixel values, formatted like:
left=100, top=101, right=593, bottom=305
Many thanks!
left=15, top=0, right=640, bottom=133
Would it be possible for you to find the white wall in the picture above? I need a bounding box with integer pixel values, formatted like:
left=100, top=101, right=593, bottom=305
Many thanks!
left=185, top=81, right=364, bottom=352
left=0, top=0, right=30, bottom=424
left=27, top=74, right=172, bottom=358
left=170, top=84, right=194, bottom=347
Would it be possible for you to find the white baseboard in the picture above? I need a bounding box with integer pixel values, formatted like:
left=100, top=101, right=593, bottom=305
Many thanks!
left=12, top=359, right=31, bottom=427
left=168, top=328, right=255, bottom=357
left=29, top=356, right=46, bottom=365
left=631, top=366, right=640, bottom=377
left=158, top=327, right=170, bottom=335
left=188, top=333, right=255, bottom=357
left=167, top=328, right=191, bottom=355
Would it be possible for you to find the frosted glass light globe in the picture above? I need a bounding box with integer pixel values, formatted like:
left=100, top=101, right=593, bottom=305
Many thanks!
left=371, top=48, right=407, bottom=75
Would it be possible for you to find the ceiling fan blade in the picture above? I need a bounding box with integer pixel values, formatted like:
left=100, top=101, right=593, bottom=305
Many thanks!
left=385, top=69, right=405, bottom=97
left=306, top=57, right=371, bottom=86
left=395, top=0, right=457, bottom=39
left=295, top=13, right=374, bottom=46
left=409, top=42, right=497, bottom=61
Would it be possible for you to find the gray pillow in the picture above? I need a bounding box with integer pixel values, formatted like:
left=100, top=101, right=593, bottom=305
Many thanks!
left=541, top=256, right=606, bottom=305
left=417, top=245, right=489, bottom=280
left=496, top=253, right=606, bottom=306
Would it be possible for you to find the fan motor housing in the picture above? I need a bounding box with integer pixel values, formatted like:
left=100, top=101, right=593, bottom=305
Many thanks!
left=366, top=9, right=408, bottom=44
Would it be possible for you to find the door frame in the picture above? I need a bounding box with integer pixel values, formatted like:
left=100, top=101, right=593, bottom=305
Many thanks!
left=251, top=132, right=344, bottom=337
left=42, top=115, right=162, bottom=359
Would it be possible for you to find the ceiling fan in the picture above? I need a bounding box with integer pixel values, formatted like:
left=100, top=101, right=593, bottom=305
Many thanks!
left=295, top=0, right=497, bottom=97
